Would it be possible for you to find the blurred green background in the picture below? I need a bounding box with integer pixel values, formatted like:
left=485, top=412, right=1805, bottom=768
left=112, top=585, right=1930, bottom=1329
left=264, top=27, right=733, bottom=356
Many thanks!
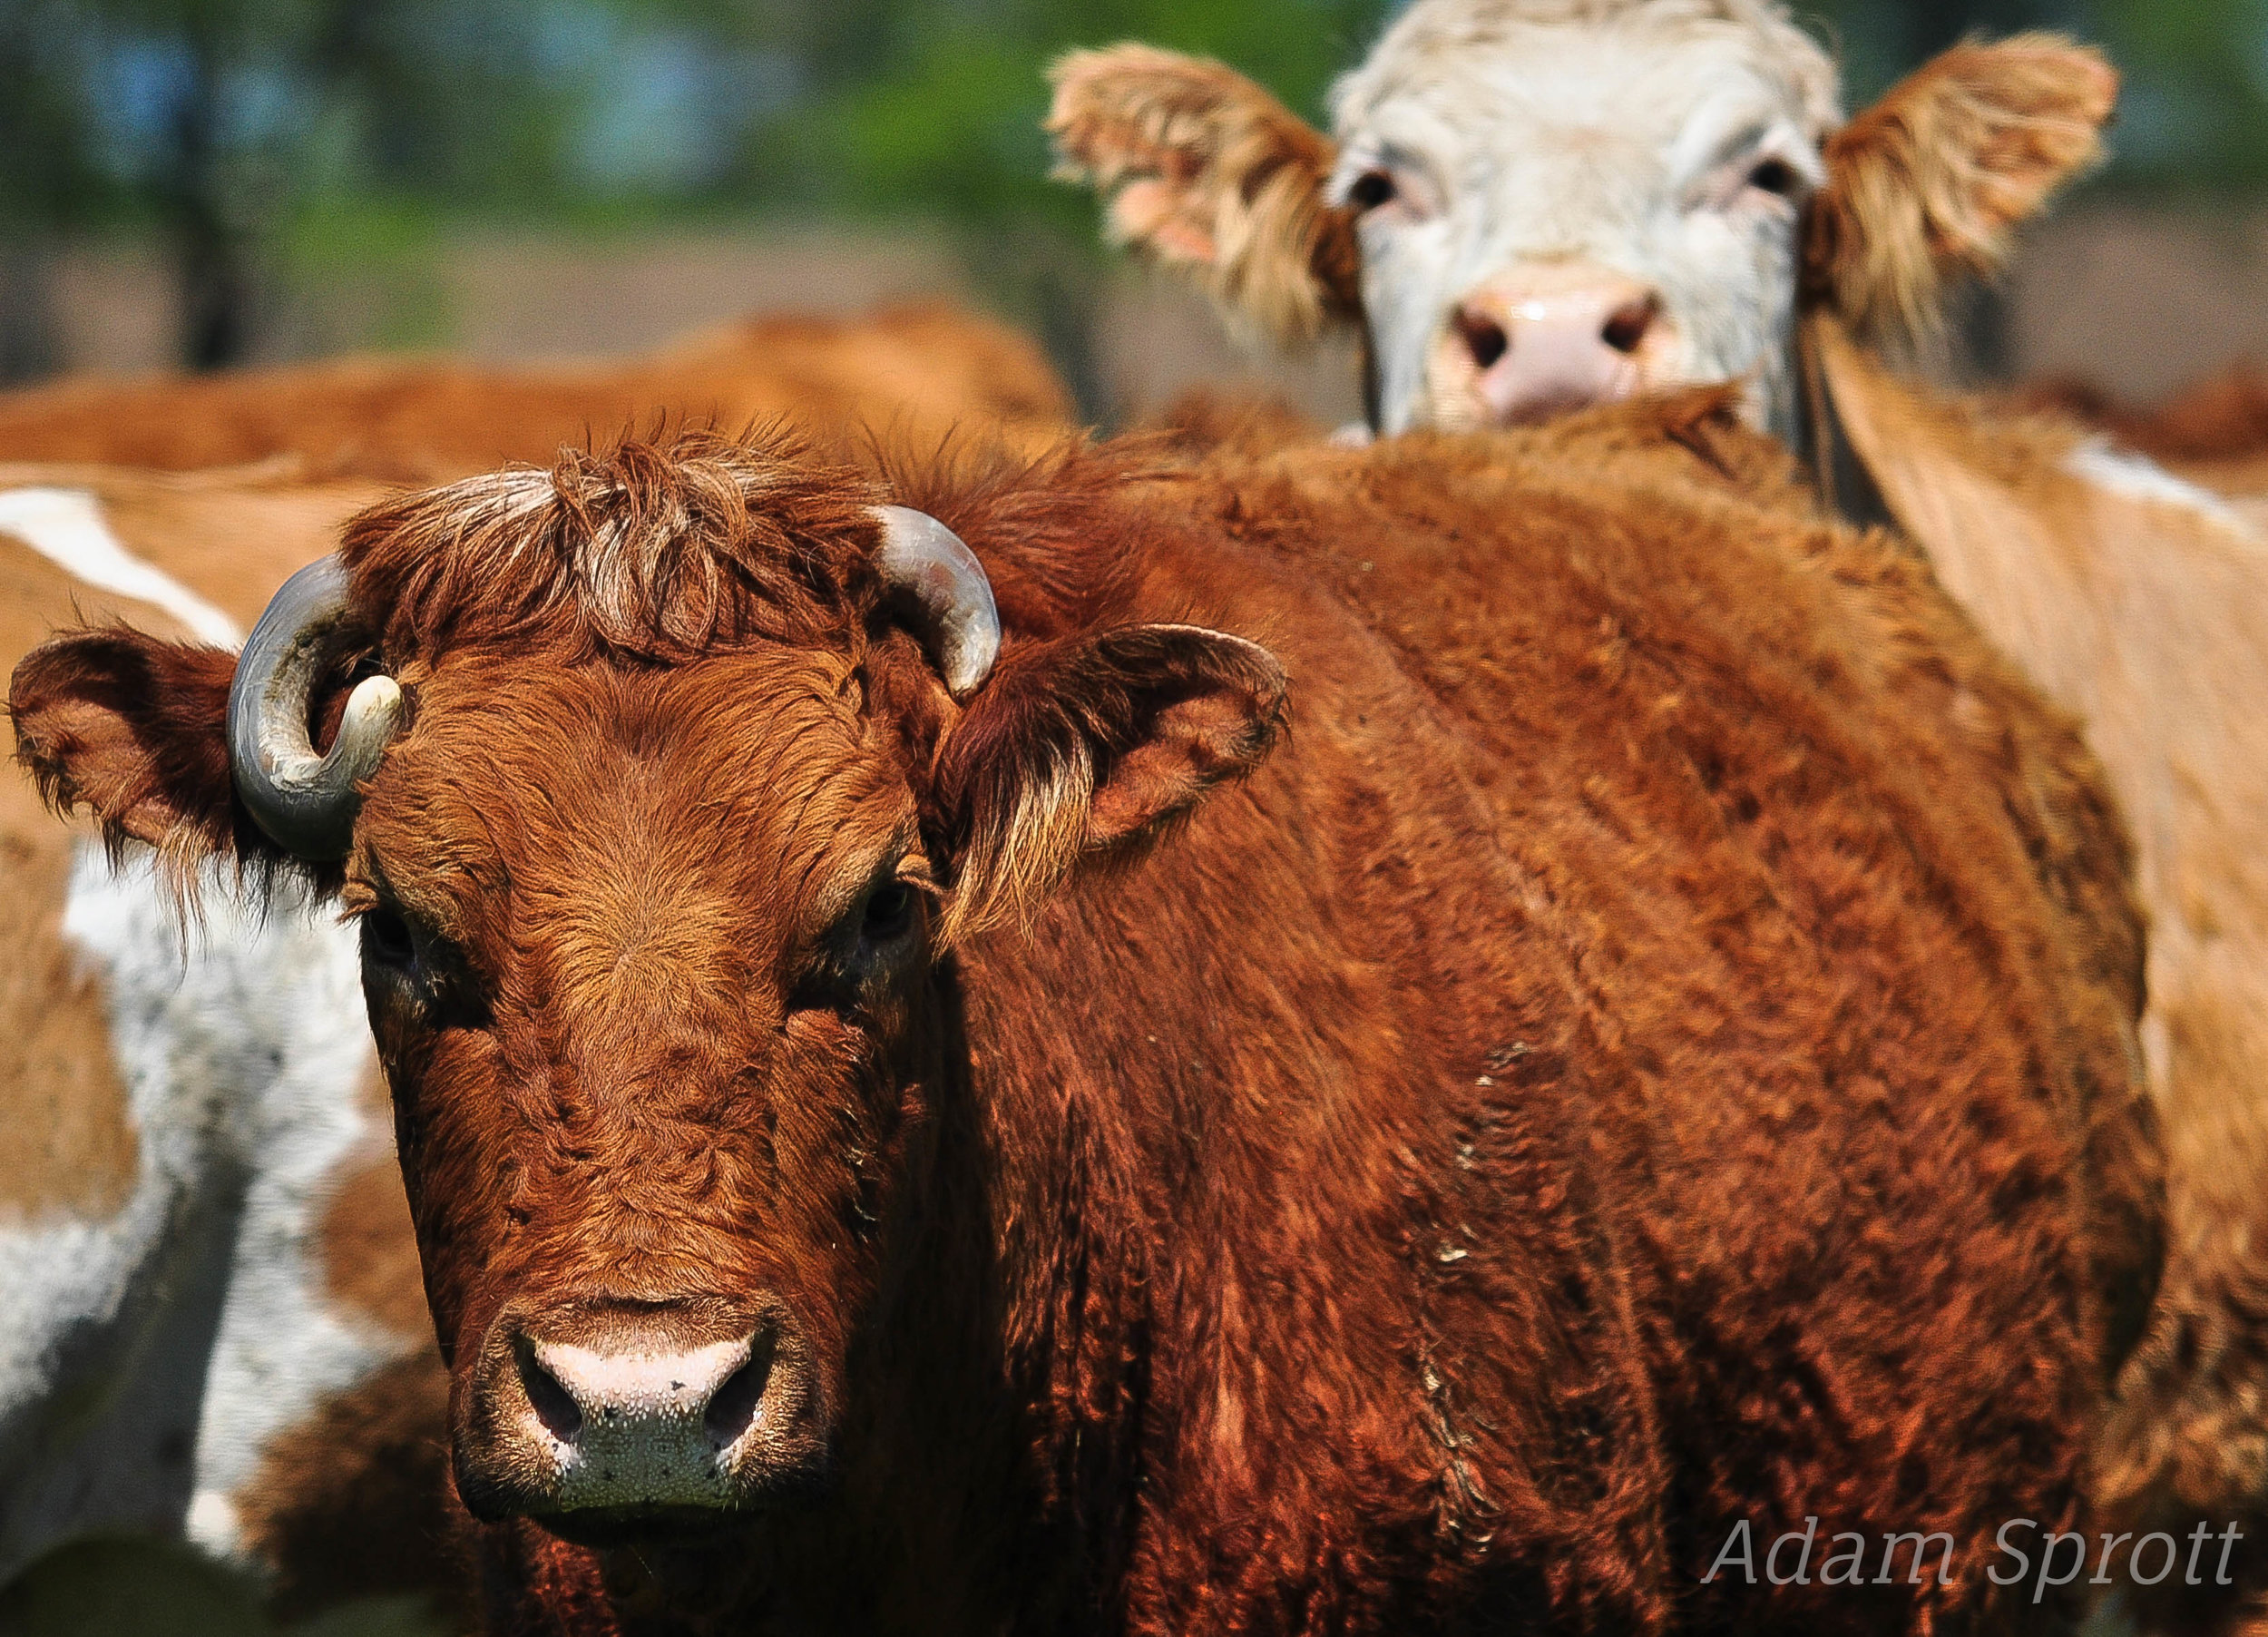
left=2, top=0, right=2262, bottom=413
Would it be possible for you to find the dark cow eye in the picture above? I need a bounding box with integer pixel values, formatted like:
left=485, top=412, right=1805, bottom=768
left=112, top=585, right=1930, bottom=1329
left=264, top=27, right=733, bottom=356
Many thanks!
left=358, top=906, right=489, bottom=1028
left=1747, top=157, right=1800, bottom=198
left=861, top=881, right=915, bottom=944
left=1348, top=168, right=1397, bottom=212
left=363, top=906, right=416, bottom=969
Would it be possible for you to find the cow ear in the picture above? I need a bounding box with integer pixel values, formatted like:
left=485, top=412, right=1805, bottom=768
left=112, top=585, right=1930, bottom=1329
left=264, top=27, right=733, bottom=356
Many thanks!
left=929, top=622, right=1286, bottom=939
left=10, top=629, right=249, bottom=865
left=1048, top=44, right=1361, bottom=347
left=1805, top=34, right=2116, bottom=346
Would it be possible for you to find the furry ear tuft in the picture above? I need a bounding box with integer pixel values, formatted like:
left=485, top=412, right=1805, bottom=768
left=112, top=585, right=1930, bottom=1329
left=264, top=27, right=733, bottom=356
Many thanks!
left=1048, top=44, right=1361, bottom=348
left=1804, top=34, right=2116, bottom=347
left=930, top=622, right=1286, bottom=941
left=11, top=628, right=248, bottom=870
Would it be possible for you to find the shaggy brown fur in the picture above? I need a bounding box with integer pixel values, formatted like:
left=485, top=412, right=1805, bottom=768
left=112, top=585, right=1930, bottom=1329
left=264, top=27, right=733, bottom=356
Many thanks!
left=1056, top=19, right=2268, bottom=1629
left=13, top=405, right=2161, bottom=1634
left=0, top=303, right=1073, bottom=484
left=1802, top=36, right=2115, bottom=351
left=1814, top=318, right=2268, bottom=1634
left=1048, top=46, right=1363, bottom=347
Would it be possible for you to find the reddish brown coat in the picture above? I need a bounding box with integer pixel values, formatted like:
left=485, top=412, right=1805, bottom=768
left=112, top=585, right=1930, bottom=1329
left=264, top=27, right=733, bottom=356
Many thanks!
left=14, top=403, right=2159, bottom=1634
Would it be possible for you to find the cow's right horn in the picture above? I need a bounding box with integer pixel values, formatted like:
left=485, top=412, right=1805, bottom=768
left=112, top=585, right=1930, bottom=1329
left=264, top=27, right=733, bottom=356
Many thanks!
left=873, top=505, right=1001, bottom=698
left=227, top=555, right=404, bottom=861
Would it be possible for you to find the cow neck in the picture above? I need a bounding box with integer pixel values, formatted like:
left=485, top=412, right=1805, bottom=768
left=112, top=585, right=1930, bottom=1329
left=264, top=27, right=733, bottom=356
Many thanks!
left=1794, top=312, right=1896, bottom=534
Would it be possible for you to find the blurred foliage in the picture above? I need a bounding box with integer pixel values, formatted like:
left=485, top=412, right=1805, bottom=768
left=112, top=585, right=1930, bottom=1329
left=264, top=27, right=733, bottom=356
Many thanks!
left=0, top=1534, right=448, bottom=1637
left=733, top=0, right=1383, bottom=226
left=1, top=0, right=2261, bottom=373
left=1804, top=0, right=2268, bottom=187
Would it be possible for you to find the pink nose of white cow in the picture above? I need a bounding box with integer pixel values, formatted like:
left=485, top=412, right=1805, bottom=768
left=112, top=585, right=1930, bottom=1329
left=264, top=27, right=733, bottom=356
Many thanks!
left=1446, top=270, right=1661, bottom=425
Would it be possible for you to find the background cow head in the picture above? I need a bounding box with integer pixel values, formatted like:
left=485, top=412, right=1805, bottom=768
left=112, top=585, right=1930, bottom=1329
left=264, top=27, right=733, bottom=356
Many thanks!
left=10, top=433, right=1286, bottom=1544
left=1051, top=0, right=2116, bottom=438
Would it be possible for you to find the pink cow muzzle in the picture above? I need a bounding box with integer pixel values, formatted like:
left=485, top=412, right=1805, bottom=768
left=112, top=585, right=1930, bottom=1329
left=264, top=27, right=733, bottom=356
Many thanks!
left=1428, top=266, right=1667, bottom=428
left=455, top=1294, right=829, bottom=1543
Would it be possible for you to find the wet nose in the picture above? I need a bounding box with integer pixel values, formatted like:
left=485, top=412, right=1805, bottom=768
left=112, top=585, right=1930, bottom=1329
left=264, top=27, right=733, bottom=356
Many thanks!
left=1447, top=273, right=1661, bottom=425
left=460, top=1301, right=821, bottom=1524
left=518, top=1328, right=771, bottom=1456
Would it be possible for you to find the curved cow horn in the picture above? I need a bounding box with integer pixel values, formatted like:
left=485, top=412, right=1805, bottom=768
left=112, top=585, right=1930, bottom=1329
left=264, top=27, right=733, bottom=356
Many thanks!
left=226, top=555, right=405, bottom=860
left=873, top=505, right=1000, bottom=698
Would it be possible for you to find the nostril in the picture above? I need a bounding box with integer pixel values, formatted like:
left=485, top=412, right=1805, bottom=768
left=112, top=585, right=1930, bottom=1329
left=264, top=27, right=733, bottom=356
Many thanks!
left=703, top=1333, right=776, bottom=1449
left=1453, top=309, right=1510, bottom=371
left=1600, top=296, right=1658, bottom=356
left=516, top=1338, right=584, bottom=1443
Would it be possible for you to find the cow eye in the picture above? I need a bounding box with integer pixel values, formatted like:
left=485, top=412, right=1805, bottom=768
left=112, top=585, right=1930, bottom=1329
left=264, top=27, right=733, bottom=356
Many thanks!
left=363, top=906, right=417, bottom=969
left=1746, top=157, right=1801, bottom=199
left=860, top=881, right=916, bottom=945
left=1347, top=168, right=1398, bottom=212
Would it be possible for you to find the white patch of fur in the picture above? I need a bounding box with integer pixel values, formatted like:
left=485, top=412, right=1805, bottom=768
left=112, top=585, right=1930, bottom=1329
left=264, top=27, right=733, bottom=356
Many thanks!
left=0, top=848, right=241, bottom=1573
left=0, top=848, right=399, bottom=1581
left=1323, top=0, right=1839, bottom=435
left=183, top=1489, right=244, bottom=1557
left=187, top=882, right=405, bottom=1554
left=0, top=489, right=241, bottom=646
left=2065, top=438, right=2263, bottom=544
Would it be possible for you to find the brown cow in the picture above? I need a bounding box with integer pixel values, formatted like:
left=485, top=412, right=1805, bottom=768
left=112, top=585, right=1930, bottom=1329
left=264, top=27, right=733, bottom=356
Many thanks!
left=0, top=301, right=1074, bottom=483
left=1052, top=16, right=2268, bottom=1628
left=14, top=406, right=2161, bottom=1633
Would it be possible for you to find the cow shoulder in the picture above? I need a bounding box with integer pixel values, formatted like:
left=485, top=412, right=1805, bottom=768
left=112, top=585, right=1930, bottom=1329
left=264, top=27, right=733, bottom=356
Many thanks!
left=1048, top=44, right=1360, bottom=346
left=1805, top=34, right=2116, bottom=347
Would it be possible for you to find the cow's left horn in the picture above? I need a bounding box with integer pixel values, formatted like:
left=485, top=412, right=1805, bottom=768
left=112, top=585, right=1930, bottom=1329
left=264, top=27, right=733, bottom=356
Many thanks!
left=873, top=505, right=1000, bottom=698
left=227, top=555, right=404, bottom=860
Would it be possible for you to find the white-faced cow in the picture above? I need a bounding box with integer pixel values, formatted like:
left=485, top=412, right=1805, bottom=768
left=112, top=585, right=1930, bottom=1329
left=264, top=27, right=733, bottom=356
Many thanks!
left=1051, top=7, right=2111, bottom=442
left=1051, top=13, right=2268, bottom=1624
left=11, top=409, right=2165, bottom=1633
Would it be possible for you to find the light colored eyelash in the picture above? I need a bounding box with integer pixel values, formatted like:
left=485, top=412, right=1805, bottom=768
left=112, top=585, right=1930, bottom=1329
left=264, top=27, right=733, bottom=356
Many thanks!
left=893, top=855, right=943, bottom=897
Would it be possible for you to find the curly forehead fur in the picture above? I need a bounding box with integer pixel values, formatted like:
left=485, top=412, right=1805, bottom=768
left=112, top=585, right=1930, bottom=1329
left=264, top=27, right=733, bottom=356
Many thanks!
left=337, top=431, right=885, bottom=665
left=1333, top=0, right=1842, bottom=137
left=336, top=430, right=1159, bottom=670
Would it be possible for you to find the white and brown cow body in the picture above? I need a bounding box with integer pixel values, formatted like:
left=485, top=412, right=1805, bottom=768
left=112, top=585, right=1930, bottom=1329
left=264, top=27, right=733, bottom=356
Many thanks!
left=0, top=468, right=455, bottom=1617
left=1054, top=15, right=2268, bottom=1632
